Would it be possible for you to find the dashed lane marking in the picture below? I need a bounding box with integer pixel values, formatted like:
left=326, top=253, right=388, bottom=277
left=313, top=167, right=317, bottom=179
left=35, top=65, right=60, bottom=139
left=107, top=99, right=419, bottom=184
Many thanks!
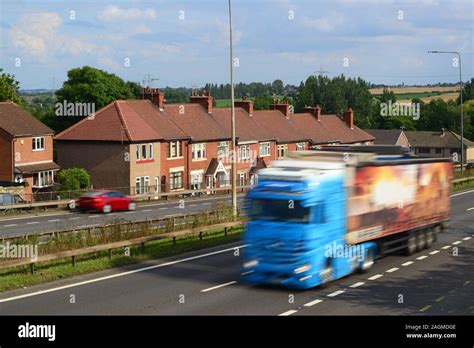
left=279, top=310, right=298, bottom=316
left=416, top=255, right=428, bottom=260
left=327, top=290, right=345, bottom=297
left=349, top=282, right=365, bottom=288
left=303, top=299, right=323, bottom=307
left=386, top=267, right=399, bottom=273
left=368, top=274, right=383, bottom=280
left=201, top=281, right=237, bottom=293
left=402, top=261, right=414, bottom=266
left=429, top=250, right=440, bottom=255
left=452, top=241, right=462, bottom=245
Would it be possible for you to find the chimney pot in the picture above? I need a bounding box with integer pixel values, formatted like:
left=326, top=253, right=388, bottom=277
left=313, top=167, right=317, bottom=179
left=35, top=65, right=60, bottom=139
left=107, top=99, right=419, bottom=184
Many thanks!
left=343, top=107, right=354, bottom=129
left=235, top=97, right=254, bottom=116
left=302, top=105, right=321, bottom=121
left=143, top=87, right=165, bottom=110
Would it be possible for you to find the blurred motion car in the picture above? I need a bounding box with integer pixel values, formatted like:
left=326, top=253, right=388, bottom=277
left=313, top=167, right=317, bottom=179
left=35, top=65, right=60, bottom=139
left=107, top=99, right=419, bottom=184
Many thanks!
left=76, top=190, right=136, bottom=213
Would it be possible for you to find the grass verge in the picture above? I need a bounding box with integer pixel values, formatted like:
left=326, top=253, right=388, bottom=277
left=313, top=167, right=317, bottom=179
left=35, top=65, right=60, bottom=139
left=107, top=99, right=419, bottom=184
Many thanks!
left=452, top=181, right=474, bottom=192
left=0, top=225, right=243, bottom=293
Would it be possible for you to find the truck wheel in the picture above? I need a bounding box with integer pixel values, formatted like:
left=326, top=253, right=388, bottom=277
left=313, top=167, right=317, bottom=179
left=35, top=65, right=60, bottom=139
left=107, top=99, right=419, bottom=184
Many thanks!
left=425, top=230, right=434, bottom=248
left=359, top=249, right=374, bottom=273
left=416, top=231, right=427, bottom=251
left=405, top=232, right=417, bottom=256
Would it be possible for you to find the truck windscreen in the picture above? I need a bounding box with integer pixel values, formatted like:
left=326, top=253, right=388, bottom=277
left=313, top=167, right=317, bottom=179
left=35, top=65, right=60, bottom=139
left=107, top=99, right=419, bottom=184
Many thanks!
left=249, top=198, right=310, bottom=223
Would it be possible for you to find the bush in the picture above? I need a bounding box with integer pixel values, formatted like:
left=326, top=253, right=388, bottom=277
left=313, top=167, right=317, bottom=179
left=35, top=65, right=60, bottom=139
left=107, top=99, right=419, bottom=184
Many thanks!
left=57, top=168, right=91, bottom=191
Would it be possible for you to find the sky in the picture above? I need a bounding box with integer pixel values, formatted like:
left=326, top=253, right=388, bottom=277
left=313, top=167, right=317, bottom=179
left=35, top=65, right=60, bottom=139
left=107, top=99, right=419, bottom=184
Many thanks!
left=0, top=0, right=472, bottom=90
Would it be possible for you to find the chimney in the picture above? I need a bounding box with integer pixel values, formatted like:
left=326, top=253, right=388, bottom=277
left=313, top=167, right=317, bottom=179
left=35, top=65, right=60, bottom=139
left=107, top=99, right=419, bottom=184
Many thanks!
left=302, top=104, right=321, bottom=121
left=272, top=98, right=290, bottom=118
left=143, top=87, right=165, bottom=110
left=440, top=128, right=445, bottom=137
left=234, top=96, right=254, bottom=116
left=343, top=107, right=354, bottom=129
left=189, top=89, right=213, bottom=114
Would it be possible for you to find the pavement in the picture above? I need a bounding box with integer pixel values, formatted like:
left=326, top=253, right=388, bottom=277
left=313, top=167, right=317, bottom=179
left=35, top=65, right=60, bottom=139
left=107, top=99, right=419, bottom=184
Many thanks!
left=0, top=190, right=473, bottom=315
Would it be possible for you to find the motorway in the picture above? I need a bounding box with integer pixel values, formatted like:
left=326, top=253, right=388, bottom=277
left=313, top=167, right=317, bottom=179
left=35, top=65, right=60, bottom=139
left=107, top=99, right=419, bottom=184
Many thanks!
left=0, top=190, right=473, bottom=315
left=0, top=195, right=246, bottom=238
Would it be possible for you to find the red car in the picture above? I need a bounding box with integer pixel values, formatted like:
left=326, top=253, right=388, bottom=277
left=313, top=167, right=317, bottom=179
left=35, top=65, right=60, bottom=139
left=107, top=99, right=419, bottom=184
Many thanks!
left=76, top=190, right=136, bottom=213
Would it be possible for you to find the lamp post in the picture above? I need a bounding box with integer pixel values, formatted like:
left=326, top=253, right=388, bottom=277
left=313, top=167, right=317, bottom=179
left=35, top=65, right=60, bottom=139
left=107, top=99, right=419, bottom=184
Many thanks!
left=228, top=0, right=237, bottom=217
left=428, top=50, right=464, bottom=172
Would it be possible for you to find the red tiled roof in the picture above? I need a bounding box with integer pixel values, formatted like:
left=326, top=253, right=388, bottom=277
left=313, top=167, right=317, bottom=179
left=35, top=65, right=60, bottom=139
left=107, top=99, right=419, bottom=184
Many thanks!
left=290, top=113, right=375, bottom=144
left=0, top=102, right=54, bottom=137
left=212, top=107, right=276, bottom=142
left=55, top=100, right=187, bottom=142
left=251, top=110, right=309, bottom=143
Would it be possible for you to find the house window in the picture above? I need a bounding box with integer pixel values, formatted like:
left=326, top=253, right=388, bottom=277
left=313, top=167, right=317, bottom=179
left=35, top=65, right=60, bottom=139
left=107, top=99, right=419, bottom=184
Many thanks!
left=34, top=170, right=55, bottom=187
left=296, top=142, right=305, bottom=151
left=135, top=176, right=150, bottom=194
left=170, top=171, right=184, bottom=190
left=238, top=172, right=248, bottom=187
left=217, top=141, right=229, bottom=160
left=191, top=171, right=203, bottom=190
left=141, top=144, right=147, bottom=160
left=260, top=142, right=270, bottom=157
left=149, top=144, right=153, bottom=159
left=136, top=143, right=153, bottom=161
left=238, top=144, right=250, bottom=161
left=435, top=148, right=442, bottom=154
left=167, top=141, right=182, bottom=159
left=192, top=143, right=206, bottom=160
left=277, top=144, right=288, bottom=159
left=32, top=137, right=45, bottom=151
left=136, top=145, right=140, bottom=160
left=418, top=148, right=430, bottom=154
left=154, top=177, right=159, bottom=193
left=218, top=172, right=230, bottom=187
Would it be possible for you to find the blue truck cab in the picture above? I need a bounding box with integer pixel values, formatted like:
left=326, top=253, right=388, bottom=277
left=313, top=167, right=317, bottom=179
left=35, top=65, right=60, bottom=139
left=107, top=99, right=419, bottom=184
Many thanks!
left=241, top=158, right=377, bottom=289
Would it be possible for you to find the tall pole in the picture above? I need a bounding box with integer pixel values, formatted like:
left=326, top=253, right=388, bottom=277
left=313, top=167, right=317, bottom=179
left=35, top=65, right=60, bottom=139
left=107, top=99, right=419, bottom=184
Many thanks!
left=428, top=50, right=464, bottom=172
left=229, top=0, right=237, bottom=217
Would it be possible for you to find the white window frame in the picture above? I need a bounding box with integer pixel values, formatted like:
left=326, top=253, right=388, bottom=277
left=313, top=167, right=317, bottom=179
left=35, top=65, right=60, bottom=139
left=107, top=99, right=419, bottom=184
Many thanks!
left=136, top=145, right=140, bottom=160
left=170, top=171, right=184, bottom=190
left=192, top=143, right=207, bottom=161
left=141, top=144, right=147, bottom=160
left=149, top=143, right=153, bottom=160
left=154, top=177, right=159, bottom=193
left=239, top=144, right=250, bottom=161
left=135, top=176, right=150, bottom=194
left=296, top=142, right=305, bottom=151
left=217, top=141, right=229, bottom=159
left=32, top=137, right=45, bottom=151
left=167, top=140, right=182, bottom=159
left=260, top=142, right=271, bottom=157
left=277, top=144, right=288, bottom=159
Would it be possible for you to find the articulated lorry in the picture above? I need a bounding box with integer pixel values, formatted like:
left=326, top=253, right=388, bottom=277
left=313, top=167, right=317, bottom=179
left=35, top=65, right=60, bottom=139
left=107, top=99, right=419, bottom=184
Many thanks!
left=241, top=146, right=452, bottom=289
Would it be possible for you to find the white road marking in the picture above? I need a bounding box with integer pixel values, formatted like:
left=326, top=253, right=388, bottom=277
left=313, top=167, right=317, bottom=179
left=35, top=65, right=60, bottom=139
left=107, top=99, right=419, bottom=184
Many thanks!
left=463, top=237, right=471, bottom=241
left=304, top=299, right=323, bottom=307
left=203, top=203, right=211, bottom=205
left=189, top=204, right=197, bottom=207
left=402, top=261, right=414, bottom=266
left=124, top=211, right=134, bottom=214
left=48, top=219, right=60, bottom=222
left=451, top=189, right=474, bottom=197
left=3, top=224, right=17, bottom=227
left=26, top=222, right=39, bottom=225
left=279, top=310, right=298, bottom=316
left=386, top=267, right=399, bottom=273
left=441, top=245, right=451, bottom=250
left=143, top=209, right=152, bottom=212
left=349, top=282, right=365, bottom=288
left=0, top=244, right=248, bottom=303
left=467, top=207, right=474, bottom=211
left=69, top=217, right=80, bottom=220
left=429, top=250, right=440, bottom=255
left=452, top=241, right=462, bottom=245
left=159, top=207, right=168, bottom=210
left=327, top=290, right=345, bottom=297
left=416, top=255, right=428, bottom=260
left=88, top=216, right=99, bottom=219
left=368, top=274, right=383, bottom=280
left=200, top=281, right=237, bottom=293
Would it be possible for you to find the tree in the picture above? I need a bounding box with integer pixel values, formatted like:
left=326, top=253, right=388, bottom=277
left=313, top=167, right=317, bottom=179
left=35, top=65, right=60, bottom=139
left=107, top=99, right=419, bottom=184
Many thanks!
left=253, top=93, right=274, bottom=110
left=271, top=79, right=284, bottom=95
left=57, top=168, right=91, bottom=191
left=0, top=68, right=22, bottom=104
left=459, top=78, right=474, bottom=103
left=55, top=66, right=140, bottom=111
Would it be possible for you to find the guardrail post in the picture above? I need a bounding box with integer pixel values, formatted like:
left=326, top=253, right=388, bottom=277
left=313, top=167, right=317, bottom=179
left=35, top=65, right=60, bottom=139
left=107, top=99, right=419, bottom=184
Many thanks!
left=72, top=255, right=76, bottom=267
left=30, top=263, right=35, bottom=274
left=224, top=227, right=228, bottom=237
left=173, top=236, right=176, bottom=246
left=108, top=249, right=112, bottom=259
left=199, top=231, right=203, bottom=240
left=141, top=242, right=146, bottom=253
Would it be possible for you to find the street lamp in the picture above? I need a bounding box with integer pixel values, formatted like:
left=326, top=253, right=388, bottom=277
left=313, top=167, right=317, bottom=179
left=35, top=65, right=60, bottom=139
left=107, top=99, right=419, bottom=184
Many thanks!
left=228, top=0, right=237, bottom=217
left=428, top=50, right=464, bottom=172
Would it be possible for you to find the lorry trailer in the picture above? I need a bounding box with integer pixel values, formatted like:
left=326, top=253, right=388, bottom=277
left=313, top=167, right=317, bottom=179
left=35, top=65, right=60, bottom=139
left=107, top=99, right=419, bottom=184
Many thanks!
left=241, top=148, right=452, bottom=289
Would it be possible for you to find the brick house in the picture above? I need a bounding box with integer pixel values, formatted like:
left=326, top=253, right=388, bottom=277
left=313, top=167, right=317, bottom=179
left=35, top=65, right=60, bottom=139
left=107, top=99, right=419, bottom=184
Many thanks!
left=0, top=102, right=60, bottom=201
left=55, top=89, right=376, bottom=193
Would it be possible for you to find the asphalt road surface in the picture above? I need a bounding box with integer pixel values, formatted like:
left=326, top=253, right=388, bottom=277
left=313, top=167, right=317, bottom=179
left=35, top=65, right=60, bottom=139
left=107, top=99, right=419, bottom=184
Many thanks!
left=0, top=190, right=473, bottom=315
left=0, top=195, right=246, bottom=238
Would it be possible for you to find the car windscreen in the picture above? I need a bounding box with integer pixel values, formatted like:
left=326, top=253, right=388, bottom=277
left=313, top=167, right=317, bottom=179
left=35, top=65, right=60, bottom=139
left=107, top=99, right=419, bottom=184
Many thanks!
left=82, top=191, right=103, bottom=197
left=249, top=198, right=310, bottom=223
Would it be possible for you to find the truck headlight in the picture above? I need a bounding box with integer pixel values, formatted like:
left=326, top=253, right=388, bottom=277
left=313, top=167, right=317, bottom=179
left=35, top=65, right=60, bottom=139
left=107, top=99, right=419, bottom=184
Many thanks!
left=294, top=264, right=311, bottom=274
left=243, top=260, right=258, bottom=268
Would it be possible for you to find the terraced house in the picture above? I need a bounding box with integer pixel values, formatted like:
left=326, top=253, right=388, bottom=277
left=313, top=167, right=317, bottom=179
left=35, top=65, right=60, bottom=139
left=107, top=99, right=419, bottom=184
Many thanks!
left=0, top=102, right=60, bottom=202
left=55, top=89, right=374, bottom=194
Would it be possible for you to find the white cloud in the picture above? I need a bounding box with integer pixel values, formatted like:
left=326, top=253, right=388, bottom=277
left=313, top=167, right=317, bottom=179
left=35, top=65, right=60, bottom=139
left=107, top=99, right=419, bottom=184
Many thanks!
left=278, top=52, right=319, bottom=65
left=216, top=18, right=242, bottom=46
left=10, top=12, right=62, bottom=58
left=301, top=17, right=334, bottom=32
left=98, top=5, right=156, bottom=22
